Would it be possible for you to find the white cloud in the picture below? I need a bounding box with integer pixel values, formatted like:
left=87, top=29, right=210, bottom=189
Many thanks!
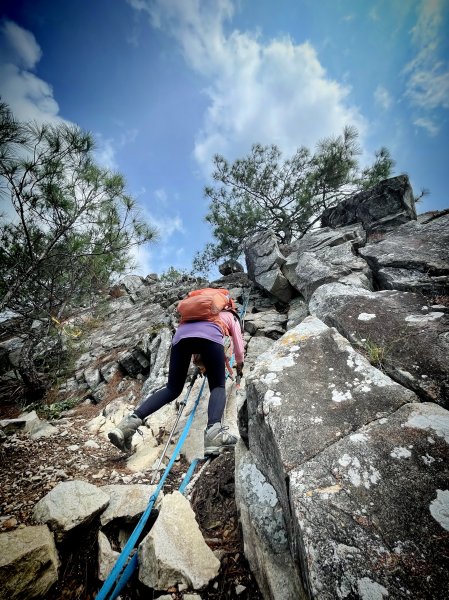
left=128, top=243, right=155, bottom=276
left=404, top=0, right=449, bottom=111
left=149, top=214, right=184, bottom=237
left=1, top=19, right=42, bottom=69
left=94, top=136, right=118, bottom=170
left=128, top=0, right=367, bottom=174
left=413, top=116, right=439, bottom=136
left=374, top=85, right=392, bottom=110
left=94, top=128, right=138, bottom=170
left=0, top=20, right=65, bottom=125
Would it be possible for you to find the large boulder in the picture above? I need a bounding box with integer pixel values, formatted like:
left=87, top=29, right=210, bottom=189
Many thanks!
left=359, top=212, right=449, bottom=294
left=218, top=259, right=245, bottom=276
left=321, top=175, right=416, bottom=232
left=290, top=402, right=449, bottom=599
left=288, top=241, right=373, bottom=300
left=245, top=231, right=293, bottom=303
left=138, top=492, right=220, bottom=590
left=99, top=484, right=159, bottom=525
left=309, top=283, right=449, bottom=407
left=33, top=480, right=110, bottom=541
left=0, top=525, right=59, bottom=600
left=243, top=316, right=416, bottom=491
left=238, top=316, right=449, bottom=599
left=244, top=308, right=287, bottom=339
left=282, top=223, right=366, bottom=284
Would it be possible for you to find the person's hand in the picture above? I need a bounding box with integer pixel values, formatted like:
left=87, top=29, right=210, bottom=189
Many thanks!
left=236, top=362, right=244, bottom=378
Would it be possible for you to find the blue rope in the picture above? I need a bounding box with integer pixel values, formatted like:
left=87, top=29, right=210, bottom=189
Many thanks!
left=96, top=377, right=206, bottom=600
left=97, top=290, right=250, bottom=599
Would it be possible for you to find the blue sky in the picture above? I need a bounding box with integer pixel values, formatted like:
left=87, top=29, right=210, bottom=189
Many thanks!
left=1, top=0, right=448, bottom=277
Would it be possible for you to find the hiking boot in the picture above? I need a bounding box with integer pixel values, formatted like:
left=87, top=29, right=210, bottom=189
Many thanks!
left=204, top=423, right=238, bottom=455
left=108, top=413, right=142, bottom=452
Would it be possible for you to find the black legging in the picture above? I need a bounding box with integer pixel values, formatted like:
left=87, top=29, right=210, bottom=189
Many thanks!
left=134, top=337, right=226, bottom=426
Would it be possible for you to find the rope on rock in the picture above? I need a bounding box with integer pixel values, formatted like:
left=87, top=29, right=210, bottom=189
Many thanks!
left=96, top=289, right=250, bottom=599
left=96, top=375, right=207, bottom=600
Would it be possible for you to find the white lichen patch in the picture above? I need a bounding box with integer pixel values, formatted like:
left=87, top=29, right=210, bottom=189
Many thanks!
left=405, top=409, right=449, bottom=443
left=332, top=389, right=353, bottom=403
left=358, top=313, right=376, bottom=321
left=269, top=354, right=296, bottom=372
left=240, top=463, right=279, bottom=507
left=357, top=577, right=389, bottom=599
left=422, top=454, right=435, bottom=466
left=291, top=316, right=329, bottom=339
left=310, top=416, right=323, bottom=424
left=261, top=371, right=279, bottom=385
left=345, top=348, right=391, bottom=388
left=350, top=433, right=369, bottom=443
left=429, top=489, right=449, bottom=532
left=390, top=447, right=412, bottom=459
left=338, top=455, right=381, bottom=488
left=263, top=389, right=282, bottom=408
left=354, top=383, right=371, bottom=393
left=405, top=312, right=444, bottom=324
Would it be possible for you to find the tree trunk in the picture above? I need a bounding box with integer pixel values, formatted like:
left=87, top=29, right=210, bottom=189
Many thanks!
left=17, top=337, right=49, bottom=402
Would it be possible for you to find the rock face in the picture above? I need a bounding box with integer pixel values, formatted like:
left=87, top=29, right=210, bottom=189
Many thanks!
left=1, top=176, right=448, bottom=599
left=235, top=179, right=449, bottom=599
left=245, top=230, right=293, bottom=303
left=290, top=402, right=449, bottom=599
left=310, top=283, right=449, bottom=407
left=235, top=441, right=304, bottom=600
left=359, top=213, right=449, bottom=293
left=321, top=175, right=417, bottom=232
left=291, top=242, right=373, bottom=300
left=0, top=525, right=59, bottom=600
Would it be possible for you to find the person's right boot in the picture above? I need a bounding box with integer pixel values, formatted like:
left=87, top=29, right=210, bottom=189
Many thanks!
left=204, top=423, right=238, bottom=455
left=108, top=413, right=142, bottom=452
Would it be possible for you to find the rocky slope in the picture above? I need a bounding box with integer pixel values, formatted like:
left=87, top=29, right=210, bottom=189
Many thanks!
left=1, top=175, right=448, bottom=600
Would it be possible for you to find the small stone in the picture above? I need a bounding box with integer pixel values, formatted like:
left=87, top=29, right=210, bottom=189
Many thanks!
left=235, top=584, right=246, bottom=595
left=84, top=440, right=100, bottom=449
left=1, top=517, right=18, bottom=530
left=67, top=445, right=80, bottom=451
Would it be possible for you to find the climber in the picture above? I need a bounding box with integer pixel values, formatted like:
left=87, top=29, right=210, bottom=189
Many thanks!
left=108, top=297, right=245, bottom=456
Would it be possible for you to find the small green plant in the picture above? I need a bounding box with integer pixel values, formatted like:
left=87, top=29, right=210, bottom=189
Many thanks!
left=160, top=266, right=190, bottom=282
left=25, top=396, right=81, bottom=420
left=364, top=338, right=387, bottom=369
left=147, top=322, right=168, bottom=336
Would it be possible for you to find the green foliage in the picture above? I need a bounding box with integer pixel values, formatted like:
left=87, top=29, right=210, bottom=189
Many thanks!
left=0, top=101, right=158, bottom=321
left=0, top=101, right=158, bottom=399
left=160, top=265, right=190, bottom=282
left=194, top=126, right=395, bottom=271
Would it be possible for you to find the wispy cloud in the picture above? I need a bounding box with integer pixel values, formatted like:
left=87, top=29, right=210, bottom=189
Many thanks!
left=154, top=188, right=168, bottom=205
left=128, top=0, right=366, bottom=174
left=94, top=128, right=138, bottom=170
left=404, top=0, right=449, bottom=113
left=368, top=7, right=380, bottom=22
left=413, top=116, right=439, bottom=136
left=374, top=85, right=393, bottom=110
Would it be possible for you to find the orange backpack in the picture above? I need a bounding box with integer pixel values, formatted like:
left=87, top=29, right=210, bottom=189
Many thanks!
left=177, top=288, right=235, bottom=335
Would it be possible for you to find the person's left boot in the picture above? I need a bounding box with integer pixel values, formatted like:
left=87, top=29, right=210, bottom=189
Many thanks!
left=108, top=413, right=142, bottom=452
